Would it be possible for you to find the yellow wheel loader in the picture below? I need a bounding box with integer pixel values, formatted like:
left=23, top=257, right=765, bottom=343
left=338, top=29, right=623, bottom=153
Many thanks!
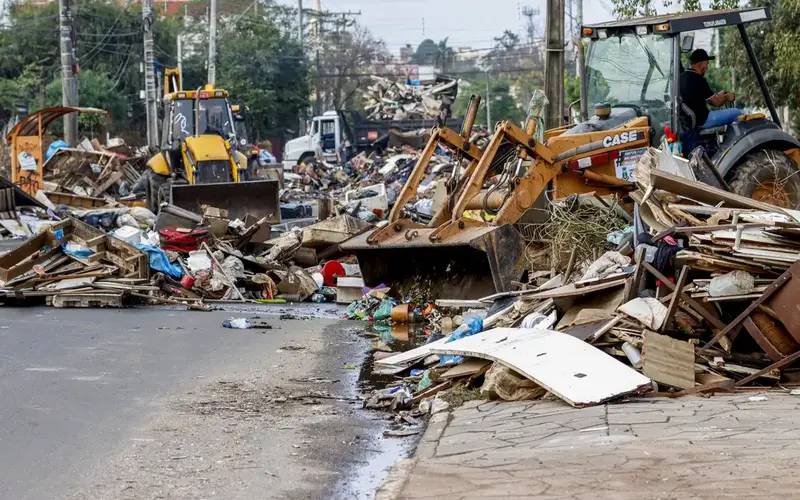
left=144, top=84, right=280, bottom=223
left=343, top=7, right=800, bottom=300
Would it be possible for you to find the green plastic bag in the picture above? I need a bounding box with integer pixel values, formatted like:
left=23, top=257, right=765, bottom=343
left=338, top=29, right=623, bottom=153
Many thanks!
left=372, top=298, right=396, bottom=321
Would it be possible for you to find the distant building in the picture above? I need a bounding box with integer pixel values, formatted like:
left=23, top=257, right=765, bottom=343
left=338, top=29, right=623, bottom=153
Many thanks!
left=398, top=44, right=414, bottom=63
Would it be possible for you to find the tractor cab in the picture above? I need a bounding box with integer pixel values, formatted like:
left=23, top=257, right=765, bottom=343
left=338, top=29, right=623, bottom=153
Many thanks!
left=161, top=86, right=237, bottom=151
left=156, top=85, right=245, bottom=186
left=580, top=8, right=800, bottom=207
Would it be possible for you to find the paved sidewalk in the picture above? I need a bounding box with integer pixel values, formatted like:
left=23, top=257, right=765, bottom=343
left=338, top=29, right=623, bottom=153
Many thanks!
left=380, top=392, right=800, bottom=499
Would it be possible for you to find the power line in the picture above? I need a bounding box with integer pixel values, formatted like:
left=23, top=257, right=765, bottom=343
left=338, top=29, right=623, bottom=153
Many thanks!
left=315, top=66, right=540, bottom=79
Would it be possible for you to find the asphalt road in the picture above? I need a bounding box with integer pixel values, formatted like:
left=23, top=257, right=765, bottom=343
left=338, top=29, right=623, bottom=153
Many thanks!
left=0, top=306, right=405, bottom=499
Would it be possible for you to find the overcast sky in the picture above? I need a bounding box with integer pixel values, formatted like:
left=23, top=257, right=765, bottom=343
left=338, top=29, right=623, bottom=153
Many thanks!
left=284, top=0, right=618, bottom=55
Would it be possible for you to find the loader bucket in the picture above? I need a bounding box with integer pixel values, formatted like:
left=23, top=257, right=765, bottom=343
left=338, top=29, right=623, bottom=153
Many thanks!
left=171, top=180, right=281, bottom=223
left=341, top=224, right=527, bottom=300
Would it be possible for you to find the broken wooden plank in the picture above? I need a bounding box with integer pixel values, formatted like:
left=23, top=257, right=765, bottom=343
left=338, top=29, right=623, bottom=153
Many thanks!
left=642, top=261, right=726, bottom=331
left=647, top=168, right=787, bottom=213
left=49, top=292, right=123, bottom=308
left=440, top=359, right=491, bottom=380
left=434, top=299, right=487, bottom=309
left=429, top=328, right=652, bottom=407
left=509, top=277, right=627, bottom=301
left=734, top=350, right=800, bottom=387
left=625, top=246, right=646, bottom=302
left=703, top=264, right=796, bottom=349
left=661, top=266, right=689, bottom=333
left=641, top=330, right=695, bottom=390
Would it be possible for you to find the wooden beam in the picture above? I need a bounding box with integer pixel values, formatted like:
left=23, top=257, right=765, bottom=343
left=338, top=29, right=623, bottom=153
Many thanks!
left=625, top=245, right=646, bottom=302
left=643, top=261, right=725, bottom=331
left=734, top=350, right=800, bottom=387
left=661, top=266, right=688, bottom=333
left=703, top=266, right=794, bottom=349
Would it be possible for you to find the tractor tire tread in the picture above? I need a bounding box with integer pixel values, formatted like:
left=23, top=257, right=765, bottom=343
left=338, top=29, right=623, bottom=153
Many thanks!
left=727, top=149, right=800, bottom=208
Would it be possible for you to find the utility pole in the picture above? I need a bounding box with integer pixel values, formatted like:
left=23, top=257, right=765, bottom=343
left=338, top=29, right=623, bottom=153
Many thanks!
left=297, top=0, right=304, bottom=45
left=485, top=71, right=491, bottom=128
left=309, top=5, right=360, bottom=115
left=58, top=0, right=78, bottom=145
left=177, top=34, right=183, bottom=77
left=576, top=0, right=587, bottom=121
left=313, top=0, right=321, bottom=115
left=544, top=0, right=565, bottom=129
left=208, top=0, right=217, bottom=85
left=567, top=0, right=573, bottom=53
left=142, top=0, right=159, bottom=148
left=297, top=0, right=306, bottom=134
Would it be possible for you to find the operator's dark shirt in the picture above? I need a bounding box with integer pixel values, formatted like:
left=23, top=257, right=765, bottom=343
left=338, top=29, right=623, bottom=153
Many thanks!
left=679, top=69, right=714, bottom=127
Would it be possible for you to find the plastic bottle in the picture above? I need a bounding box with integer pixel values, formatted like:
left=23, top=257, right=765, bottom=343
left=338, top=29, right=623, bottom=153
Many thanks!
left=621, top=342, right=642, bottom=369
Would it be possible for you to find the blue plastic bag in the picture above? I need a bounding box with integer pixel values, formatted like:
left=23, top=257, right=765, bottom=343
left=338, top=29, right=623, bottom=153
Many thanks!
left=439, top=316, right=484, bottom=367
left=46, top=140, right=68, bottom=162
left=135, top=244, right=183, bottom=279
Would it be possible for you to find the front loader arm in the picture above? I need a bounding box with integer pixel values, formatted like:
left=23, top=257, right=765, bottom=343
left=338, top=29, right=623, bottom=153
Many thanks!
left=367, top=96, right=484, bottom=246
left=430, top=120, right=559, bottom=242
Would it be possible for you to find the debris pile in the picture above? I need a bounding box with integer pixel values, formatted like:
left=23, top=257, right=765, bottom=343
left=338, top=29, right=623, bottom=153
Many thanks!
left=0, top=183, right=374, bottom=309
left=283, top=144, right=455, bottom=225
left=42, top=138, right=146, bottom=200
left=357, top=146, right=800, bottom=416
left=0, top=217, right=149, bottom=308
left=362, top=76, right=457, bottom=121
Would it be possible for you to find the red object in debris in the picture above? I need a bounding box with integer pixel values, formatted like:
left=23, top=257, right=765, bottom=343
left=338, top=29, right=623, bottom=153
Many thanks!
left=321, top=260, right=346, bottom=287
left=180, top=274, right=196, bottom=290
left=158, top=227, right=210, bottom=252
left=664, top=126, right=678, bottom=143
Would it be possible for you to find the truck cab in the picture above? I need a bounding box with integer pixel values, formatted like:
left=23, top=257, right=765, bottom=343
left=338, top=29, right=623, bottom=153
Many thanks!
left=283, top=111, right=343, bottom=169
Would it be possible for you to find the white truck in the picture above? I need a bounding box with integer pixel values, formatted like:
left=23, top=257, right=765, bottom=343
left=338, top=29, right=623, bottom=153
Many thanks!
left=282, top=110, right=460, bottom=170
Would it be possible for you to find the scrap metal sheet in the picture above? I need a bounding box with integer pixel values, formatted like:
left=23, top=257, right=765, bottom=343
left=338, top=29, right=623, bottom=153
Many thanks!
left=430, top=328, right=651, bottom=407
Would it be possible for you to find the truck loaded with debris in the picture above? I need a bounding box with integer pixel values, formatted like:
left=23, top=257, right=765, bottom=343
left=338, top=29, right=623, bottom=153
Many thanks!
left=283, top=77, right=460, bottom=168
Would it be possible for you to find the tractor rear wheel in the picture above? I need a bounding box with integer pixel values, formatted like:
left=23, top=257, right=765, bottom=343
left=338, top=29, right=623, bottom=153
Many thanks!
left=727, top=150, right=800, bottom=209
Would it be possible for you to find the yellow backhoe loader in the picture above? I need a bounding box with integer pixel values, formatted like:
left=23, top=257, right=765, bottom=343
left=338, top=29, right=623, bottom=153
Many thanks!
left=144, top=82, right=280, bottom=223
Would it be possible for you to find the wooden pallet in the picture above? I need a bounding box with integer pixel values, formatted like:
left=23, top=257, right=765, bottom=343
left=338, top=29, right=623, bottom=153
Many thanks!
left=48, top=292, right=123, bottom=308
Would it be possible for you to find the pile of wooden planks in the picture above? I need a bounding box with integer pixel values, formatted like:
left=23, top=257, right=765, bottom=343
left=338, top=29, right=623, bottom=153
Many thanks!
left=43, top=148, right=143, bottom=199
left=0, top=218, right=149, bottom=308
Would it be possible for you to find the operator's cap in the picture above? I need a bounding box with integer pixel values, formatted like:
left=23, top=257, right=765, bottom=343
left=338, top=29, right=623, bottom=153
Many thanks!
left=689, top=49, right=716, bottom=64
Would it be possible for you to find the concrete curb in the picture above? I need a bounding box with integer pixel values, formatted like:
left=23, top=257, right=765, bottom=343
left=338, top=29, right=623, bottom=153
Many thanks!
left=375, top=410, right=451, bottom=500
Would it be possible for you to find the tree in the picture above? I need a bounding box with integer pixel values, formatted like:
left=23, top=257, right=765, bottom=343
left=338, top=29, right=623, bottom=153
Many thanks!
left=454, top=74, right=526, bottom=128
left=0, top=0, right=309, bottom=142
left=723, top=0, right=800, bottom=113
left=45, top=69, right=127, bottom=133
left=314, top=25, right=389, bottom=112
left=610, top=0, right=737, bottom=18
left=212, top=15, right=309, bottom=139
left=0, top=0, right=181, bottom=140
left=435, top=38, right=455, bottom=73
left=411, top=39, right=438, bottom=66
left=484, top=30, right=522, bottom=73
